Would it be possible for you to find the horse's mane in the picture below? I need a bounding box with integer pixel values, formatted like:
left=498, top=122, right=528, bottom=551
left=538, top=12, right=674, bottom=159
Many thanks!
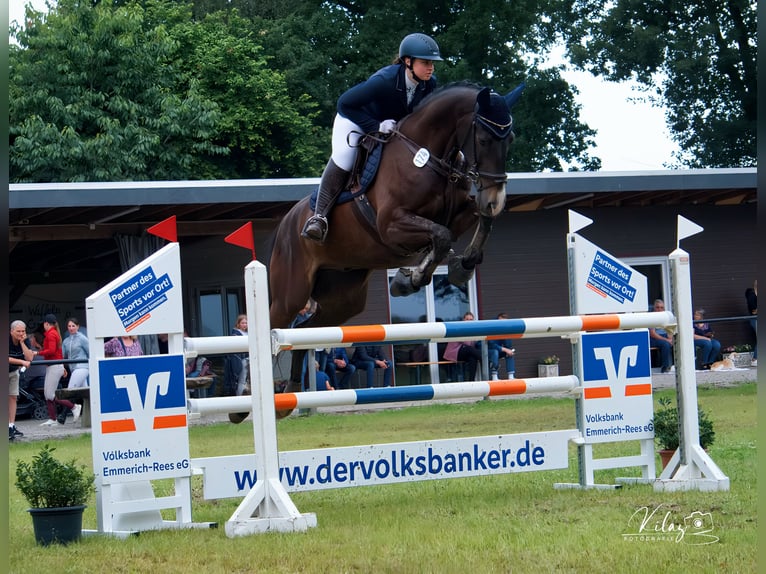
left=415, top=81, right=482, bottom=109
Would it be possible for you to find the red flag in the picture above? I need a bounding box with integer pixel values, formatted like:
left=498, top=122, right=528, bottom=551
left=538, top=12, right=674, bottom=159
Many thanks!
left=225, top=222, right=256, bottom=260
left=147, top=215, right=177, bottom=243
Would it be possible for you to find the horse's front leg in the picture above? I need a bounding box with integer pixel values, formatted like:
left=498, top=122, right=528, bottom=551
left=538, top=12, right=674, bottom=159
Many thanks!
left=385, top=216, right=452, bottom=297
left=448, top=214, right=494, bottom=286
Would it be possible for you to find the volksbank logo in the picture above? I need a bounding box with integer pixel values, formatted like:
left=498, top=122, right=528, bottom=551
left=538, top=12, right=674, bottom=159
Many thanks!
left=582, top=331, right=652, bottom=399
left=98, top=355, right=187, bottom=434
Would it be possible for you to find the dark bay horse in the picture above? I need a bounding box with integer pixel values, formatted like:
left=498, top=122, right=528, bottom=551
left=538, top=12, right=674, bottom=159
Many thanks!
left=264, top=83, right=521, bottom=412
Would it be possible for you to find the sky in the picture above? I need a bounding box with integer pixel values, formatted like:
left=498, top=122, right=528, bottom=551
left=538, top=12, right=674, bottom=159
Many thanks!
left=9, top=0, right=680, bottom=172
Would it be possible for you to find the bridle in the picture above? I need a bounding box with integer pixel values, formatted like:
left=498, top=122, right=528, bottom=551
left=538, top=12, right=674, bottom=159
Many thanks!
left=387, top=110, right=511, bottom=192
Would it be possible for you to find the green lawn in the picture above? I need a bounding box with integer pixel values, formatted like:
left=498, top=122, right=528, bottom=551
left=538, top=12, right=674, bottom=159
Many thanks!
left=8, top=383, right=757, bottom=573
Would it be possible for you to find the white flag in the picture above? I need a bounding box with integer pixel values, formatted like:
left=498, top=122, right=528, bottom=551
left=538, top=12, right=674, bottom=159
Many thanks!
left=677, top=215, right=704, bottom=243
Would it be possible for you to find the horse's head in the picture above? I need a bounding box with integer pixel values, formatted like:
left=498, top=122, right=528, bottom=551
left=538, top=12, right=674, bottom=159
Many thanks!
left=462, top=85, right=522, bottom=218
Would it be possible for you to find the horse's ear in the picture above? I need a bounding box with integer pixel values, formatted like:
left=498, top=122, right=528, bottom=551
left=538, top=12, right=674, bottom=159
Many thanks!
left=477, top=86, right=491, bottom=108
left=504, top=82, right=525, bottom=108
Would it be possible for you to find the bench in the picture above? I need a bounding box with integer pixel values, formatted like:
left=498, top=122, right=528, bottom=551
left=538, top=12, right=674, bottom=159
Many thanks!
left=398, top=361, right=460, bottom=385
left=56, top=376, right=215, bottom=429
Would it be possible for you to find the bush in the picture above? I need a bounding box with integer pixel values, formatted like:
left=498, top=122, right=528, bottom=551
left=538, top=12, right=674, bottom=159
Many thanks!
left=652, top=396, right=715, bottom=451
left=15, top=445, right=94, bottom=508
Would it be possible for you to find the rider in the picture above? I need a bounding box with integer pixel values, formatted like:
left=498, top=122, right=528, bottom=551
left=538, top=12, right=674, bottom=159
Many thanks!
left=301, top=32, right=443, bottom=244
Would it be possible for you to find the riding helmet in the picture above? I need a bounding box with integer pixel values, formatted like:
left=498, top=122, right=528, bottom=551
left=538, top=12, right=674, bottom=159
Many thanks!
left=399, top=33, right=443, bottom=61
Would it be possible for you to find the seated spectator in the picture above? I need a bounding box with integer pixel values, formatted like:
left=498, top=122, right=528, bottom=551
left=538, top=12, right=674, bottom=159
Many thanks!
left=352, top=345, right=392, bottom=388
left=304, top=359, right=334, bottom=391
left=443, top=311, right=482, bottom=380
left=324, top=347, right=356, bottom=389
left=487, top=312, right=515, bottom=379
left=649, top=299, right=674, bottom=373
left=693, top=309, right=721, bottom=370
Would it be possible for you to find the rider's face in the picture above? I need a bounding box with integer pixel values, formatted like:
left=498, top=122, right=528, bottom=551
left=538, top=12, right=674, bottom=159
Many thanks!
left=408, top=58, right=435, bottom=81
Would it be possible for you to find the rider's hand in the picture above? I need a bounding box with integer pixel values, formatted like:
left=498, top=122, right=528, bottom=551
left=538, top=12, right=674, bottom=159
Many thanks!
left=379, top=119, right=396, bottom=134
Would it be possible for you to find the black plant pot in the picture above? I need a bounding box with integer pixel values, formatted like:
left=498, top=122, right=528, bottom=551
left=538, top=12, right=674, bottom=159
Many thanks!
left=28, top=505, right=86, bottom=545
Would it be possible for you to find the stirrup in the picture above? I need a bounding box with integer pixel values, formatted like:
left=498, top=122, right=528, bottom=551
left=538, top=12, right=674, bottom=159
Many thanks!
left=301, top=215, right=329, bottom=243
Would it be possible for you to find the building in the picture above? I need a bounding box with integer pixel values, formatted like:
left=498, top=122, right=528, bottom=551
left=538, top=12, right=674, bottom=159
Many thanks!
left=10, top=168, right=757, bottom=380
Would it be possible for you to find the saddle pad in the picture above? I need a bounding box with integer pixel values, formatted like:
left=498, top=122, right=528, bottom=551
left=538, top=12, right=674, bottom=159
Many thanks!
left=310, top=140, right=383, bottom=210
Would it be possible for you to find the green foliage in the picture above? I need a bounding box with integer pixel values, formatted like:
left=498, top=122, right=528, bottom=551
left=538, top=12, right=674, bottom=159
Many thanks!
left=563, top=1, right=756, bottom=167
left=9, top=0, right=227, bottom=182
left=653, top=396, right=715, bottom=451
left=15, top=445, right=94, bottom=508
left=539, top=354, right=560, bottom=365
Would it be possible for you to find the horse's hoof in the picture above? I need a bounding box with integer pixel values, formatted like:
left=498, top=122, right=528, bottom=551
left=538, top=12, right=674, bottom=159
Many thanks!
left=389, top=268, right=418, bottom=297
left=447, top=254, right=475, bottom=285
left=229, top=412, right=250, bottom=424
left=275, top=408, right=295, bottom=420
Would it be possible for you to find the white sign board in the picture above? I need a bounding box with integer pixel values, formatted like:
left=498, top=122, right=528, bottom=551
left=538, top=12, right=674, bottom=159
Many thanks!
left=91, top=355, right=191, bottom=484
left=570, top=234, right=648, bottom=314
left=579, top=330, right=654, bottom=444
left=194, top=429, right=580, bottom=499
left=86, top=243, right=184, bottom=337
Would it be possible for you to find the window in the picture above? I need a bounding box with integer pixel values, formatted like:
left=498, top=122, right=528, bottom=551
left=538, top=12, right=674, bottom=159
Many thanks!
left=623, top=256, right=671, bottom=312
left=196, top=286, right=245, bottom=337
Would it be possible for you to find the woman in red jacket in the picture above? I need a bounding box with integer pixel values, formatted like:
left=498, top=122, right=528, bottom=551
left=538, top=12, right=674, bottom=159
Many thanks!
left=38, top=314, right=80, bottom=426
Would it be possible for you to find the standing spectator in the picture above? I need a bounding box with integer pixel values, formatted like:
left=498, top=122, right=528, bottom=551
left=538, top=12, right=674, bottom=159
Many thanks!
left=156, top=333, right=169, bottom=354
left=745, top=280, right=757, bottom=366
left=324, top=347, right=357, bottom=389
left=9, top=320, right=34, bottom=440
left=289, top=300, right=314, bottom=328
left=38, top=314, right=80, bottom=426
left=352, top=345, right=393, bottom=388
left=62, top=317, right=89, bottom=388
left=693, top=309, right=721, bottom=369
left=223, top=314, right=249, bottom=396
left=443, top=311, right=483, bottom=380
left=649, top=300, right=674, bottom=373
left=488, top=312, right=516, bottom=379
left=104, top=334, right=143, bottom=357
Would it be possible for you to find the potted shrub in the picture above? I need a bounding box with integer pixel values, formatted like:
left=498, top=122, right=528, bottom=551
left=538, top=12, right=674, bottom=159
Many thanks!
left=652, top=396, right=715, bottom=468
left=15, top=444, right=94, bottom=545
left=538, top=354, right=560, bottom=377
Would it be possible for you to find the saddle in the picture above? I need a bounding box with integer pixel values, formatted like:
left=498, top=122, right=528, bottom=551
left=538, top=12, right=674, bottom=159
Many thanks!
left=310, top=133, right=390, bottom=242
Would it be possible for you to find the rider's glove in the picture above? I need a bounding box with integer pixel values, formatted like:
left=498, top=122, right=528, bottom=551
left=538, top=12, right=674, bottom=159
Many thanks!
left=378, top=119, right=397, bottom=134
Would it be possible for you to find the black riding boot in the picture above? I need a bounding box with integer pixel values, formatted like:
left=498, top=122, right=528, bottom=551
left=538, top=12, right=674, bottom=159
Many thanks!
left=301, top=160, right=349, bottom=243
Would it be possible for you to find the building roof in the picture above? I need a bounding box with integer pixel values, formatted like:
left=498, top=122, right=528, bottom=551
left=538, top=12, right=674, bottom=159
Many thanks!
left=8, top=168, right=757, bottom=287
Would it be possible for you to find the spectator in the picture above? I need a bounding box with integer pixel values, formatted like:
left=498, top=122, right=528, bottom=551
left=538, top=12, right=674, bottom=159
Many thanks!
left=223, top=315, right=249, bottom=396
left=38, top=314, right=80, bottom=426
left=104, top=334, right=143, bottom=357
left=156, top=333, right=169, bottom=354
left=745, top=280, right=757, bottom=366
left=9, top=320, right=34, bottom=440
left=488, top=312, right=516, bottom=379
left=62, top=317, right=89, bottom=389
left=352, top=345, right=393, bottom=388
left=324, top=347, right=357, bottom=389
left=693, top=309, right=721, bottom=370
left=649, top=300, right=674, bottom=373
left=443, top=311, right=482, bottom=380
left=290, top=300, right=315, bottom=328
left=305, top=359, right=335, bottom=391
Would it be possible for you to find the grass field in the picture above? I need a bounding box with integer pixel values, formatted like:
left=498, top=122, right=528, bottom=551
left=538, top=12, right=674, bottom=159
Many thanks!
left=8, top=384, right=757, bottom=573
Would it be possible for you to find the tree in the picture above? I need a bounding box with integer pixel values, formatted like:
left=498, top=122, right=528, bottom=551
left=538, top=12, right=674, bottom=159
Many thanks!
left=9, top=0, right=226, bottom=182
left=168, top=9, right=326, bottom=178
left=241, top=0, right=601, bottom=171
left=561, top=0, right=756, bottom=168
